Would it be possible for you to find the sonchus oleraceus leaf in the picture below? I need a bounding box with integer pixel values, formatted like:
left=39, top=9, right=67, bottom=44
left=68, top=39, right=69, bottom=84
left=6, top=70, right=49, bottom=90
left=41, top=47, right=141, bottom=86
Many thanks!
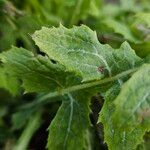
left=112, top=64, right=150, bottom=130
left=0, top=25, right=145, bottom=150
left=32, top=25, right=142, bottom=82
left=99, top=64, right=150, bottom=150
left=0, top=46, right=82, bottom=93
left=47, top=92, right=92, bottom=150
left=0, top=46, right=97, bottom=150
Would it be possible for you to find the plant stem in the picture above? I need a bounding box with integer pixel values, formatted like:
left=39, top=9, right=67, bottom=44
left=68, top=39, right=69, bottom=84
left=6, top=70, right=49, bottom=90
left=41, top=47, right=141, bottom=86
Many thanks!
left=20, top=67, right=138, bottom=110
left=13, top=112, right=41, bottom=150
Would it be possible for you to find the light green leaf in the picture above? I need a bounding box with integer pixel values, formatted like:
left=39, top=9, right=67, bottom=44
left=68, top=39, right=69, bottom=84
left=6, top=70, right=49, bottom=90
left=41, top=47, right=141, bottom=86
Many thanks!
left=68, top=0, right=90, bottom=25
left=89, top=0, right=102, bottom=17
left=120, top=0, right=136, bottom=11
left=134, top=12, right=150, bottom=28
left=132, top=12, right=150, bottom=42
left=32, top=25, right=141, bottom=82
left=103, top=19, right=138, bottom=42
left=100, top=4, right=122, bottom=18
left=42, top=0, right=90, bottom=26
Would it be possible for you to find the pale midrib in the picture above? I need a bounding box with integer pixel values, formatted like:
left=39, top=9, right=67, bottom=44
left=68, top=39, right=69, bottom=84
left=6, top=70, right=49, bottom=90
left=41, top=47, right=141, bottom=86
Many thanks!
left=63, top=93, right=74, bottom=147
left=20, top=67, right=138, bottom=110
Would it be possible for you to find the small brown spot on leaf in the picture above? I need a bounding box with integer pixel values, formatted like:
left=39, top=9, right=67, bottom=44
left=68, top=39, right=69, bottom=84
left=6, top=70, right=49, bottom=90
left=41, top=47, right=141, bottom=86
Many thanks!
left=98, top=66, right=105, bottom=74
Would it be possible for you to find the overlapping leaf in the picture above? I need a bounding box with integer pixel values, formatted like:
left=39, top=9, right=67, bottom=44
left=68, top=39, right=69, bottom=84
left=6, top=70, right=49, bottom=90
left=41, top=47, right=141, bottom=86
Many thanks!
left=47, top=92, right=91, bottom=150
left=0, top=25, right=147, bottom=150
left=112, top=64, right=150, bottom=130
left=0, top=46, right=95, bottom=150
left=0, top=46, right=81, bottom=93
left=0, top=0, right=150, bottom=149
left=32, top=25, right=142, bottom=82
left=99, top=64, right=150, bottom=150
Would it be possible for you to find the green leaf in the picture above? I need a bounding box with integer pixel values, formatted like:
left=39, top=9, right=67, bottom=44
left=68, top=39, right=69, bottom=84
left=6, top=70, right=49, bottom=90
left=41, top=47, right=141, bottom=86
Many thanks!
left=0, top=25, right=145, bottom=150
left=113, top=64, right=150, bottom=130
left=144, top=54, right=150, bottom=63
left=0, top=46, right=81, bottom=93
left=120, top=0, right=136, bottom=11
left=137, top=132, right=150, bottom=150
left=99, top=64, right=150, bottom=150
left=32, top=25, right=141, bottom=82
left=47, top=92, right=91, bottom=150
left=41, top=0, right=90, bottom=26
left=132, top=13, right=150, bottom=43
left=132, top=42, right=150, bottom=58
left=0, top=66, right=20, bottom=95
left=134, top=12, right=150, bottom=28
left=100, top=83, right=146, bottom=150
left=68, top=0, right=90, bottom=25
left=0, top=18, right=17, bottom=51
left=89, top=0, right=102, bottom=17
left=102, top=19, right=138, bottom=42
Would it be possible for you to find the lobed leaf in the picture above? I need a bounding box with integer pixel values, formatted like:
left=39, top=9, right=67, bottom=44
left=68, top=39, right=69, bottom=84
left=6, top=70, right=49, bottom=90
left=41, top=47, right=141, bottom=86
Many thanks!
left=47, top=92, right=91, bottom=150
left=99, top=64, right=150, bottom=150
left=32, top=25, right=141, bottom=82
left=112, top=64, right=150, bottom=130
left=0, top=25, right=146, bottom=150
left=0, top=46, right=81, bottom=93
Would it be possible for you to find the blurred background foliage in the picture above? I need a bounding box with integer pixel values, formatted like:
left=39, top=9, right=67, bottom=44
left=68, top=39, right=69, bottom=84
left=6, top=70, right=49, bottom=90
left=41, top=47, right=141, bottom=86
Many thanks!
left=0, top=0, right=150, bottom=149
